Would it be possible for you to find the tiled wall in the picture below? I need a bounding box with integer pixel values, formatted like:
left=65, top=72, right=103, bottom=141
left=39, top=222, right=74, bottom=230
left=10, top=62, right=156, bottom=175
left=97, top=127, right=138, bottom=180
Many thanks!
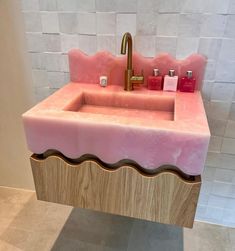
left=20, top=0, right=235, bottom=227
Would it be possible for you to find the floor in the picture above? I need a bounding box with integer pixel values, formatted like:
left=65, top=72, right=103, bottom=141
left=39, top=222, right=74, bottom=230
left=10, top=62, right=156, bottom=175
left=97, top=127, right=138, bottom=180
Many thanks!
left=0, top=187, right=234, bottom=251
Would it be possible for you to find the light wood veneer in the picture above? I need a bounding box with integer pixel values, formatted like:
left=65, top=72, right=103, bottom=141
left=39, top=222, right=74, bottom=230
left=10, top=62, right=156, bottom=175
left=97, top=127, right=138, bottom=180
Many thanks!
left=31, top=154, right=201, bottom=228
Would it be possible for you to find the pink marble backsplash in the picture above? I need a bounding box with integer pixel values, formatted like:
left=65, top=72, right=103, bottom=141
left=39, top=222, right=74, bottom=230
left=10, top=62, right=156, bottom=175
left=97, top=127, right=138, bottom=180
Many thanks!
left=69, top=49, right=207, bottom=90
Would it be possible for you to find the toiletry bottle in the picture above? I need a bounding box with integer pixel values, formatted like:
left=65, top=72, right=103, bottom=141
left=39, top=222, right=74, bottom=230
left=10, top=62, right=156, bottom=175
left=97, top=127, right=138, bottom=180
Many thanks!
left=147, top=69, right=163, bottom=90
left=179, top=71, right=196, bottom=93
left=163, top=69, right=178, bottom=92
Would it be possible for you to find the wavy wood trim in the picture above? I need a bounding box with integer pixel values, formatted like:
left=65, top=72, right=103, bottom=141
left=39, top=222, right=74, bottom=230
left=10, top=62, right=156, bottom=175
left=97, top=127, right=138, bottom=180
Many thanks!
left=30, top=154, right=201, bottom=228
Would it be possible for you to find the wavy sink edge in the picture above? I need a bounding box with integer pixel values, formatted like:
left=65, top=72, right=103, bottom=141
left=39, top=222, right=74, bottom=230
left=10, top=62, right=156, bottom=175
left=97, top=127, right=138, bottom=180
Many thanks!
left=68, top=48, right=207, bottom=90
left=33, top=150, right=201, bottom=182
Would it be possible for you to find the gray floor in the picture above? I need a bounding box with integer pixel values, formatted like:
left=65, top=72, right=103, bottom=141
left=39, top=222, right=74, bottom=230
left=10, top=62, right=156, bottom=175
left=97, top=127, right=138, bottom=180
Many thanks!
left=0, top=186, right=234, bottom=251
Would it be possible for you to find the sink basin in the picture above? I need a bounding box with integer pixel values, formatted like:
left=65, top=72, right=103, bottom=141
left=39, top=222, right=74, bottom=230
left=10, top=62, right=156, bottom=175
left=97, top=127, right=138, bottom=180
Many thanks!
left=23, top=82, right=210, bottom=176
left=64, top=90, right=175, bottom=121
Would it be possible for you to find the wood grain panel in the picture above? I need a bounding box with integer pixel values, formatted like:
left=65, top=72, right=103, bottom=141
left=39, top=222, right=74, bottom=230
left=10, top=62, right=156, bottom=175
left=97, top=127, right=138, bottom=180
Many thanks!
left=30, top=154, right=201, bottom=228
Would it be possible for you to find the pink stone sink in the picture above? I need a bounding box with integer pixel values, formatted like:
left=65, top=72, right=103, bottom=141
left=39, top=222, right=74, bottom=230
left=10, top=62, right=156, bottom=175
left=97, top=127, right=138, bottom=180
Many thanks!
left=22, top=50, right=210, bottom=176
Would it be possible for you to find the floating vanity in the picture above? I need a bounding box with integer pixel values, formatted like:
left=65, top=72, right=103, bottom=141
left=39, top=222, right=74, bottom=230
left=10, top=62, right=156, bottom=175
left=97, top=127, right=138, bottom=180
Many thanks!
left=23, top=43, right=210, bottom=228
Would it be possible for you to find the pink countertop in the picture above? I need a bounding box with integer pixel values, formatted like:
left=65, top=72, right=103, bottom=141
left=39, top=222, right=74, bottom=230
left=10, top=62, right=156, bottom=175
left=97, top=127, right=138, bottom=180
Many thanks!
left=23, top=83, right=210, bottom=175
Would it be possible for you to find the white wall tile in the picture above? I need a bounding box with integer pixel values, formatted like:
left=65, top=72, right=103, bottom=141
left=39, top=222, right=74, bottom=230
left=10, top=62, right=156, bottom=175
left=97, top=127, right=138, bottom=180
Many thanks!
left=215, top=60, right=235, bottom=82
left=157, top=14, right=179, bottom=36
left=44, top=34, right=61, bottom=52
left=48, top=71, right=66, bottom=88
left=34, top=86, right=51, bottom=102
left=26, top=33, right=45, bottom=52
left=229, top=103, right=235, bottom=121
left=207, top=101, right=231, bottom=120
left=30, top=52, right=46, bottom=69
left=201, top=81, right=213, bottom=101
left=116, top=14, right=136, bottom=35
left=181, top=0, right=204, bottom=13
left=134, top=36, right=155, bottom=57
left=215, top=168, right=235, bottom=183
left=39, top=0, right=57, bottom=11
left=212, top=181, right=231, bottom=197
left=176, top=37, right=199, bottom=59
left=77, top=0, right=96, bottom=12
left=155, top=36, right=177, bottom=57
left=58, top=13, right=78, bottom=34
left=225, top=120, right=235, bottom=138
left=222, top=209, right=235, bottom=225
left=208, top=195, right=227, bottom=209
left=204, top=60, right=216, bottom=81
left=198, top=38, right=222, bottom=60
left=178, top=14, right=201, bottom=37
left=221, top=138, right=235, bottom=155
left=97, top=13, right=116, bottom=35
left=56, top=0, right=78, bottom=11
left=97, top=35, right=116, bottom=55
left=202, top=166, right=216, bottom=181
left=61, top=54, right=69, bottom=72
left=208, top=136, right=223, bottom=152
left=159, top=0, right=183, bottom=13
left=78, top=13, right=96, bottom=35
left=211, top=83, right=235, bottom=102
left=61, top=34, right=78, bottom=53
left=137, top=0, right=158, bottom=13
left=224, top=15, right=235, bottom=38
left=96, top=0, right=116, bottom=12
left=78, top=35, right=97, bottom=55
left=208, top=118, right=227, bottom=137
left=228, top=0, right=235, bottom=14
left=23, top=12, right=42, bottom=32
left=41, top=12, right=59, bottom=33
left=202, top=0, right=230, bottom=14
left=45, top=53, right=62, bottom=71
left=137, top=13, right=157, bottom=36
left=200, top=14, right=227, bottom=37
left=219, top=39, right=235, bottom=61
left=21, top=0, right=39, bottom=11
left=204, top=206, right=223, bottom=224
left=116, top=0, right=137, bottom=13
left=32, top=69, right=48, bottom=87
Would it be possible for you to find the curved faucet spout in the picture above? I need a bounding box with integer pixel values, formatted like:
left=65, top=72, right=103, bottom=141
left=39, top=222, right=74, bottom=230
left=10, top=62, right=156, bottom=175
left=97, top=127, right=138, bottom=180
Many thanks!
left=120, top=32, right=132, bottom=70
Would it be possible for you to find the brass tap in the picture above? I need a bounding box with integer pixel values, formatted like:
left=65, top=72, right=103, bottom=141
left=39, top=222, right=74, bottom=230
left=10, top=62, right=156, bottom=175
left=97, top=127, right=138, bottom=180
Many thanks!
left=120, top=32, right=144, bottom=91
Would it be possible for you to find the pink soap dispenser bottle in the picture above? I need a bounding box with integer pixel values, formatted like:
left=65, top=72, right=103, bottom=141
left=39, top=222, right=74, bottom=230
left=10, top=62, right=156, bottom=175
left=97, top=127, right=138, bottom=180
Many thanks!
left=147, top=69, right=163, bottom=90
left=179, top=71, right=196, bottom=92
left=163, top=69, right=178, bottom=92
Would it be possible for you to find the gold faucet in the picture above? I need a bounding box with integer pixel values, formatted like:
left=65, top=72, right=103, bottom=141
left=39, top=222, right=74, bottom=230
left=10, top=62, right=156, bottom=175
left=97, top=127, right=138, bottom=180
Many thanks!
left=120, top=32, right=144, bottom=91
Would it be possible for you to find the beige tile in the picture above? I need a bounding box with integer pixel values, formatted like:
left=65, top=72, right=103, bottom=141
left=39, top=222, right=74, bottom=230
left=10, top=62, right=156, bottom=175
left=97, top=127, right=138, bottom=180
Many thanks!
left=0, top=227, right=58, bottom=251
left=184, top=222, right=231, bottom=251
left=9, top=196, right=72, bottom=233
left=228, top=228, right=235, bottom=247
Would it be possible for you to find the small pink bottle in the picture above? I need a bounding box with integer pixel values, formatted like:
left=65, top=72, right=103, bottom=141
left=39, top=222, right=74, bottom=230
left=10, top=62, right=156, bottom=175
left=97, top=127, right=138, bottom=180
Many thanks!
left=163, top=69, right=178, bottom=92
left=147, top=69, right=163, bottom=90
left=179, top=71, right=196, bottom=93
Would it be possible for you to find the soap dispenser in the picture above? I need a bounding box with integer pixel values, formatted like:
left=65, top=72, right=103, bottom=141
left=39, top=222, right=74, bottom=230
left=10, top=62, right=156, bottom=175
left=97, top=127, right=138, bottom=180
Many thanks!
left=147, top=69, right=163, bottom=90
left=163, top=69, right=178, bottom=92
